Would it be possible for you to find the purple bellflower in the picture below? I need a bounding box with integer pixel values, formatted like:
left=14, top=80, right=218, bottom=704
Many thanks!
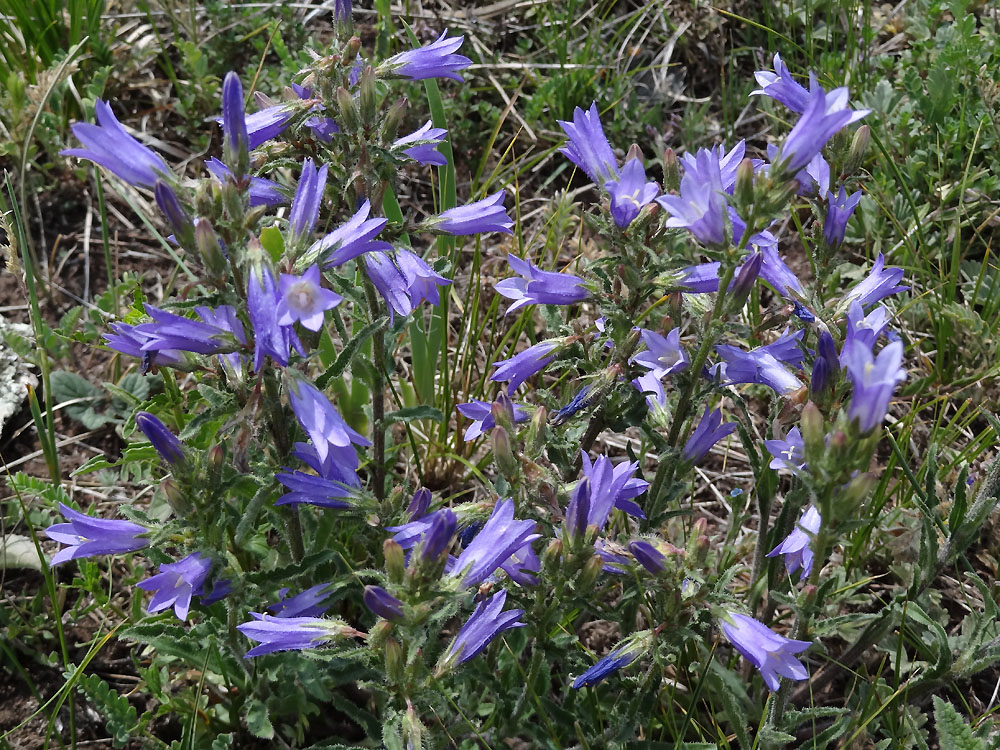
left=268, top=583, right=334, bottom=618
left=135, top=411, right=184, bottom=464
left=365, top=251, right=412, bottom=321
left=221, top=72, right=250, bottom=172
left=632, top=371, right=667, bottom=412
left=682, top=407, right=737, bottom=464
left=810, top=330, right=841, bottom=396
left=363, top=585, right=404, bottom=621
left=393, top=121, right=448, bottom=166
left=450, top=499, right=540, bottom=587
left=380, top=30, right=471, bottom=82
left=104, top=322, right=183, bottom=371
left=767, top=505, right=822, bottom=578
left=456, top=397, right=530, bottom=441
left=275, top=470, right=355, bottom=509
left=759, top=246, right=805, bottom=298
left=628, top=539, right=682, bottom=575
left=764, top=427, right=806, bottom=473
left=605, top=157, right=659, bottom=228
left=494, top=253, right=589, bottom=314
left=137, top=552, right=213, bottom=621
left=765, top=144, right=830, bottom=198
left=490, top=338, right=564, bottom=392
left=134, top=304, right=242, bottom=356
left=572, top=632, right=651, bottom=688
left=557, top=102, right=619, bottom=185
left=581, top=453, right=649, bottom=521
left=247, top=264, right=306, bottom=370
left=216, top=104, right=296, bottom=150
left=204, top=158, right=285, bottom=207
left=438, top=590, right=525, bottom=671
left=720, top=612, right=811, bottom=691
left=288, top=159, right=328, bottom=247
left=290, top=83, right=338, bottom=142
left=843, top=338, right=907, bottom=433
left=751, top=53, right=810, bottom=112
left=237, top=614, right=363, bottom=657
left=276, top=265, right=343, bottom=331
left=310, top=199, right=392, bottom=268
left=154, top=182, right=193, bottom=246
left=292, top=440, right=361, bottom=490
left=684, top=141, right=745, bottom=192
left=395, top=249, right=452, bottom=307
left=774, top=76, right=869, bottom=173
left=842, top=302, right=891, bottom=357
left=674, top=262, right=721, bottom=293
left=500, top=541, right=541, bottom=586
left=62, top=101, right=171, bottom=188
left=715, top=329, right=805, bottom=395
left=425, top=190, right=513, bottom=235
left=288, top=379, right=371, bottom=464
left=824, top=186, right=862, bottom=247
left=407, top=487, right=431, bottom=521
left=657, top=148, right=728, bottom=247
left=633, top=328, right=688, bottom=379
left=842, top=252, right=909, bottom=309
left=391, top=508, right=458, bottom=562
left=45, top=503, right=148, bottom=566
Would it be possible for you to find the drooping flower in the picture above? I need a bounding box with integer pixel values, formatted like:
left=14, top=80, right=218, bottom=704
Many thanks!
left=824, top=186, right=862, bottom=247
left=572, top=631, right=652, bottom=688
left=288, top=159, right=328, bottom=247
left=268, top=583, right=334, bottom=618
left=604, top=157, right=659, bottom=228
left=275, top=470, right=356, bottom=509
left=438, top=590, right=525, bottom=671
left=135, top=411, right=184, bottom=464
left=764, top=427, right=806, bottom=472
left=393, top=120, right=448, bottom=166
left=363, top=585, right=404, bottom=621
left=767, top=505, right=822, bottom=578
left=395, top=249, right=452, bottom=307
left=290, top=83, right=339, bottom=142
left=310, top=199, right=392, bottom=268
left=842, top=252, right=909, bottom=309
left=773, top=77, right=869, bottom=173
left=450, top=499, right=540, bottom=587
left=557, top=102, right=619, bottom=185
left=657, top=148, right=729, bottom=247
left=288, top=379, right=371, bottom=463
left=842, top=338, right=907, bottom=433
left=750, top=52, right=810, bottom=112
left=134, top=304, right=242, bottom=356
left=682, top=407, right=737, bottom=464
left=154, top=181, right=193, bottom=246
left=61, top=101, right=171, bottom=188
left=633, top=328, right=688, bottom=379
left=715, top=329, right=805, bottom=395
left=424, top=190, right=513, bottom=235
left=44, top=503, right=149, bottom=566
left=136, top=552, right=213, bottom=621
left=380, top=30, right=471, bottom=82
left=237, top=614, right=364, bottom=657
left=631, top=371, right=667, bottom=412
left=720, top=612, right=811, bottom=691
left=276, top=265, right=343, bottom=331
left=247, top=263, right=305, bottom=369
left=104, top=323, right=184, bottom=371
left=456, top=397, right=530, bottom=441
left=490, top=338, right=564, bottom=392
left=365, top=251, right=412, bottom=321
left=494, top=254, right=589, bottom=314
left=674, top=262, right=721, bottom=293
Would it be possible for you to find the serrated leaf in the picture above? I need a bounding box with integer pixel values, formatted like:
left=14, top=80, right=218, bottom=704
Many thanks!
left=933, top=696, right=983, bottom=750
left=315, top=316, right=388, bottom=389
left=246, top=700, right=274, bottom=739
left=71, top=454, right=122, bottom=476
left=50, top=370, right=107, bottom=426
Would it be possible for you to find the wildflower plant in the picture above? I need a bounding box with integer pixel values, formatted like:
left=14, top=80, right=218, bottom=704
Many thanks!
left=35, top=11, right=1000, bottom=747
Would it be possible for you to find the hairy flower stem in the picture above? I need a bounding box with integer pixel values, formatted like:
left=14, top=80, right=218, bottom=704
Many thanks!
left=261, top=369, right=304, bottom=561
left=362, top=273, right=387, bottom=501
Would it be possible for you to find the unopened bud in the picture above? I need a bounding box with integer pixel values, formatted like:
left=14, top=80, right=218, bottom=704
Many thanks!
left=381, top=97, right=408, bottom=143
left=402, top=702, right=425, bottom=748
left=492, top=426, right=519, bottom=479
left=383, top=539, right=405, bottom=584
left=800, top=401, right=826, bottom=465
left=577, top=553, right=604, bottom=591
left=491, top=392, right=516, bottom=432
left=734, top=157, right=755, bottom=210
left=344, top=37, right=362, bottom=65
left=368, top=619, right=392, bottom=648
left=194, top=219, right=226, bottom=276
left=364, top=585, right=404, bottom=621
left=625, top=143, right=643, bottom=163
left=161, top=479, right=192, bottom=516
left=542, top=538, right=563, bottom=574
left=385, top=637, right=405, bottom=684
left=336, top=86, right=361, bottom=131
left=525, top=405, right=547, bottom=457
left=844, top=125, right=870, bottom=175
left=359, top=66, right=377, bottom=125
left=728, top=251, right=762, bottom=313
left=663, top=148, right=680, bottom=193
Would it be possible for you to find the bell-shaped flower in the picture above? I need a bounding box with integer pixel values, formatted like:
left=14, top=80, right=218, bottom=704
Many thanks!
left=774, top=76, right=869, bottom=173
left=657, top=148, right=728, bottom=247
left=604, top=158, right=659, bottom=228
left=309, top=199, right=392, bottom=268
left=363, top=585, right=404, bottom=621
left=135, top=411, right=185, bottom=465
left=494, top=254, right=589, bottom=314
left=720, top=612, right=811, bottom=691
left=572, top=631, right=652, bottom=688
left=767, top=505, right=822, bottom=578
left=450, top=499, right=540, bottom=587
left=842, top=338, right=907, bottom=433
left=556, top=102, right=619, bottom=185
left=276, top=265, right=343, bottom=331
left=136, top=552, right=213, bottom=621
left=437, top=590, right=525, bottom=671
left=268, top=583, right=334, bottom=618
left=45, top=503, right=149, bottom=566
left=456, top=396, right=530, bottom=441
left=682, top=407, right=737, bottom=464
left=842, top=252, right=908, bottom=309
left=288, top=159, right=328, bottom=248
left=238, top=614, right=364, bottom=657
left=379, top=30, right=471, bottom=82
left=490, top=338, right=564, bottom=392
left=764, top=427, right=806, bottom=473
left=393, top=120, right=448, bottom=166
left=247, top=263, right=306, bottom=369
left=715, top=329, right=805, bottom=395
left=395, top=249, right=452, bottom=307
left=133, top=304, right=243, bottom=356
left=824, top=186, right=862, bottom=247
left=632, top=328, right=688, bottom=379
left=288, top=379, right=371, bottom=463
left=423, top=190, right=513, bottom=235
left=204, top=158, right=285, bottom=207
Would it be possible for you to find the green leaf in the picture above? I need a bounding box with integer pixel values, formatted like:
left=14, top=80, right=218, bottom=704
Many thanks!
left=50, top=370, right=109, bottom=427
left=383, top=405, right=443, bottom=425
left=259, top=225, right=285, bottom=263
left=316, top=316, right=388, bottom=390
left=1, top=534, right=44, bottom=570
left=932, top=696, right=984, bottom=750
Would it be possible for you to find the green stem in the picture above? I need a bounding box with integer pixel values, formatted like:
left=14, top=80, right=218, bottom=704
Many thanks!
left=362, top=273, right=387, bottom=501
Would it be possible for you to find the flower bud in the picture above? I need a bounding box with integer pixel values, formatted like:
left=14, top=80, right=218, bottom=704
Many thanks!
left=406, top=487, right=431, bottom=521
left=135, top=411, right=185, bottom=465
left=367, top=619, right=392, bottom=649
left=542, top=538, right=563, bottom=574
left=728, top=251, right=762, bottom=314
left=662, top=147, right=680, bottom=193
left=844, top=124, right=870, bottom=176
left=381, top=97, right=408, bottom=143
left=577, top=553, right=604, bottom=591
left=402, top=702, right=425, bottom=748
left=525, top=405, right=548, bottom=458
left=492, top=426, right=519, bottom=479
left=194, top=219, right=226, bottom=277
left=383, top=539, right=405, bottom=584
left=491, top=392, right=516, bottom=433
left=625, top=143, right=643, bottom=163
left=799, top=401, right=826, bottom=465
left=343, top=36, right=362, bottom=66
left=733, top=157, right=756, bottom=213
left=385, top=637, right=405, bottom=684
left=359, top=66, right=377, bottom=125
left=336, top=86, right=361, bottom=132
left=154, top=181, right=194, bottom=249
left=364, top=585, right=404, bottom=621
left=834, top=471, right=875, bottom=519
left=161, top=479, right=192, bottom=516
